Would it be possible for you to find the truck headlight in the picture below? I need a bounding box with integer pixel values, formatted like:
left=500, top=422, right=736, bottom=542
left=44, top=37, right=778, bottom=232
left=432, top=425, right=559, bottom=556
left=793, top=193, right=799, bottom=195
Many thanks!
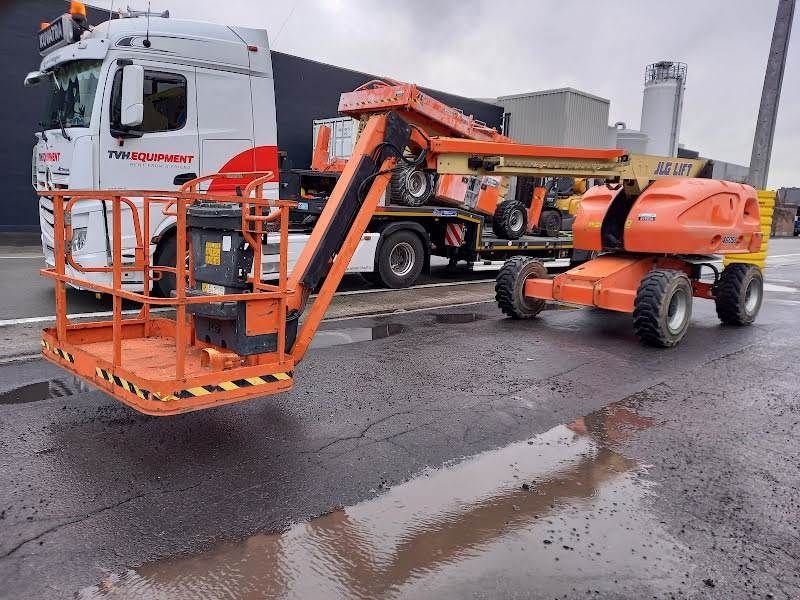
left=71, top=228, right=88, bottom=252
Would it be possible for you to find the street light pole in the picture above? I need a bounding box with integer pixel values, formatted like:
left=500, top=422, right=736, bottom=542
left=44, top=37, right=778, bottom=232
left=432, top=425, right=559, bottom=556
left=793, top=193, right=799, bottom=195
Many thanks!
left=748, top=0, right=795, bottom=189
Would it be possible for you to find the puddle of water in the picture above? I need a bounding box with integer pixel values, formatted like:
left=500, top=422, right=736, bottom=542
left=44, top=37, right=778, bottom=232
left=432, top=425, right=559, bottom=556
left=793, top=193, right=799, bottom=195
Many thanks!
left=432, top=312, right=485, bottom=324
left=311, top=324, right=406, bottom=349
left=79, top=399, right=691, bottom=600
left=0, top=378, right=83, bottom=405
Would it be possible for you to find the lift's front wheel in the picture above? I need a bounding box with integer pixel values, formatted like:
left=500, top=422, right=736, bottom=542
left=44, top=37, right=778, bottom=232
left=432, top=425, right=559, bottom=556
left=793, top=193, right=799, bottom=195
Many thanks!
left=714, top=263, right=763, bottom=325
left=633, top=269, right=693, bottom=348
left=495, top=256, right=547, bottom=319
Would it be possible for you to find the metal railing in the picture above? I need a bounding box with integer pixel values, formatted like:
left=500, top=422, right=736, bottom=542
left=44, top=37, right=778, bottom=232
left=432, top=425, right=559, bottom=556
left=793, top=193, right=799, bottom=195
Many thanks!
left=40, top=171, right=296, bottom=380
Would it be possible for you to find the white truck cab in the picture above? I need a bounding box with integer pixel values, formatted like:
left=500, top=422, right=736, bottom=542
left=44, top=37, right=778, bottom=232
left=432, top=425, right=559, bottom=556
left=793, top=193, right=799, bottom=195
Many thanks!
left=28, top=6, right=279, bottom=294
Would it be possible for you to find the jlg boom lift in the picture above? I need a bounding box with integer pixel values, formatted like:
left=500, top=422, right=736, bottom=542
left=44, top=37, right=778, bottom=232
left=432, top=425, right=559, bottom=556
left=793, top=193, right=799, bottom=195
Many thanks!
left=316, top=79, right=562, bottom=239
left=40, top=82, right=764, bottom=415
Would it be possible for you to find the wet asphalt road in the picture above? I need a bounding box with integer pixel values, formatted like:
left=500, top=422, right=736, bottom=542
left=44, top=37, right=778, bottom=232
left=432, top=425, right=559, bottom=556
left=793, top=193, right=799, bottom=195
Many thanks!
left=0, top=240, right=799, bottom=599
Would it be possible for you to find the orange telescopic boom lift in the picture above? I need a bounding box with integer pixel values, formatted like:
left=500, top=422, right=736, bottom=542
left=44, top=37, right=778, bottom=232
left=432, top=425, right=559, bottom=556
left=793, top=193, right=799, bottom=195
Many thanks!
left=40, top=82, right=763, bottom=415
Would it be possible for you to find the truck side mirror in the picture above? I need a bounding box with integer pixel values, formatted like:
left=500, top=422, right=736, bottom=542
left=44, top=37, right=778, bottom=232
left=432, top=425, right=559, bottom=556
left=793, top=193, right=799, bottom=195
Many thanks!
left=120, top=65, right=144, bottom=128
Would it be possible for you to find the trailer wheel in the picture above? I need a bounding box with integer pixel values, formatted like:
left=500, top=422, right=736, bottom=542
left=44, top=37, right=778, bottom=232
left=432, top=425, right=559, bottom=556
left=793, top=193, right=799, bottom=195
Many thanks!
left=633, top=269, right=693, bottom=347
left=376, top=230, right=425, bottom=288
left=492, top=199, right=528, bottom=239
left=153, top=233, right=178, bottom=298
left=538, top=209, right=562, bottom=237
left=495, top=256, right=547, bottom=319
left=714, top=263, right=763, bottom=325
left=391, top=166, right=435, bottom=207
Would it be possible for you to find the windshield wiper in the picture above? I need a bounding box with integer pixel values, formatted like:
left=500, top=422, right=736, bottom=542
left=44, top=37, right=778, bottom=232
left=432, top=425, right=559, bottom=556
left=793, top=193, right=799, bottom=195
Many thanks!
left=37, top=122, right=49, bottom=143
left=56, top=110, right=71, bottom=141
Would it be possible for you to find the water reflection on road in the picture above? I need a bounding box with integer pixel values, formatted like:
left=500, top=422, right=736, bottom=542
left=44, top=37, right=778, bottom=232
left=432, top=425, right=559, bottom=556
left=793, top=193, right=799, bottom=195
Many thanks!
left=80, top=400, right=691, bottom=599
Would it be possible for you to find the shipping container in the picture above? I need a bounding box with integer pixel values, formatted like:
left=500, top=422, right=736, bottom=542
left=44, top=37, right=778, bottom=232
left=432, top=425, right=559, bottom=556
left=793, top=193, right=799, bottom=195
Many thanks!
left=312, top=116, right=360, bottom=162
left=497, top=88, right=610, bottom=148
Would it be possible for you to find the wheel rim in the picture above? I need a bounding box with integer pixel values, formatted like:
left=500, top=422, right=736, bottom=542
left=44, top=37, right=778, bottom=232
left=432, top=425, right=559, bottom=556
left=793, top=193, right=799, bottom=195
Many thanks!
left=509, top=210, right=524, bottom=233
left=389, top=242, right=415, bottom=277
left=405, top=170, right=428, bottom=198
left=667, top=289, right=689, bottom=334
left=744, top=277, right=762, bottom=314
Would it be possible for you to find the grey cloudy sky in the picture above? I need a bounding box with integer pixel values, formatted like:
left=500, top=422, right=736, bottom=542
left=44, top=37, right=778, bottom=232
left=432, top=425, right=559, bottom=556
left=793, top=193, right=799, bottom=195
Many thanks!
left=94, top=0, right=797, bottom=188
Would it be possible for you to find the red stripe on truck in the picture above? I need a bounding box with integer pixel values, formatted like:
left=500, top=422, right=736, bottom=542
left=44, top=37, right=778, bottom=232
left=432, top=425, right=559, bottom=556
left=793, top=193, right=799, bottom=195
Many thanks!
left=208, top=145, right=279, bottom=192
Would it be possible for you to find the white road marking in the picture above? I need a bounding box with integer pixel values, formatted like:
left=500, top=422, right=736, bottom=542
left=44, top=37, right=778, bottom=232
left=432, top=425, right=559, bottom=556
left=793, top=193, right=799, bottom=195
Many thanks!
left=0, top=255, right=44, bottom=259
left=767, top=298, right=800, bottom=307
left=764, top=283, right=799, bottom=293
left=0, top=279, right=496, bottom=328
left=0, top=307, right=172, bottom=327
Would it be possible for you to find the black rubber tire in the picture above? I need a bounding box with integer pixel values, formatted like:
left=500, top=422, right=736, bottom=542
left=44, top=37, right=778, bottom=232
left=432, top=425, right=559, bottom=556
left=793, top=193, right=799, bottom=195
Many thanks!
left=495, top=256, right=547, bottom=319
left=153, top=233, right=177, bottom=298
left=492, top=199, right=528, bottom=239
left=633, top=269, right=693, bottom=348
left=714, top=263, right=763, bottom=325
left=390, top=166, right=436, bottom=207
left=538, top=209, right=562, bottom=237
left=375, top=230, right=425, bottom=288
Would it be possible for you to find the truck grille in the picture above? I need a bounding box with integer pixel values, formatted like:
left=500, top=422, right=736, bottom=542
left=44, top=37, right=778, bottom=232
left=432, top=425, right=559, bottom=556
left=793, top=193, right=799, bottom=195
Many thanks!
left=39, top=197, right=55, bottom=246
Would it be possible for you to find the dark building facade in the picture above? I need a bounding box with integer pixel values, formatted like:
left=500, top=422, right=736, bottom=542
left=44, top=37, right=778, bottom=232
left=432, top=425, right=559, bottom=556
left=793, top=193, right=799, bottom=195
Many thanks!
left=0, top=2, right=502, bottom=232
left=271, top=52, right=503, bottom=171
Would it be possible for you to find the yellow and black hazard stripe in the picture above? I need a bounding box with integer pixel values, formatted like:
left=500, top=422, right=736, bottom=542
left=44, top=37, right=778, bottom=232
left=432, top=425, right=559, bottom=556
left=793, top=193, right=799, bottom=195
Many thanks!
left=173, top=372, right=293, bottom=399
left=96, top=367, right=162, bottom=402
left=41, top=340, right=75, bottom=363
left=95, top=367, right=293, bottom=402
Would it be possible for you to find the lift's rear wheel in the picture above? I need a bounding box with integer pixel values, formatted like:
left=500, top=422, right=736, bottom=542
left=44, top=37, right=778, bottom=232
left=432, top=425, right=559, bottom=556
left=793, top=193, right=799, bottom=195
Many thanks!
left=633, top=269, right=693, bottom=347
left=492, top=199, right=528, bottom=239
left=495, top=256, right=547, bottom=319
left=714, top=263, right=763, bottom=325
left=391, top=166, right=436, bottom=207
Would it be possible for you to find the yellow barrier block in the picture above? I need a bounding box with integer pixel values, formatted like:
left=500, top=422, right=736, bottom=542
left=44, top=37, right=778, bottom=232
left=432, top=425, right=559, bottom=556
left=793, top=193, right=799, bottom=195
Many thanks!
left=724, top=190, right=776, bottom=270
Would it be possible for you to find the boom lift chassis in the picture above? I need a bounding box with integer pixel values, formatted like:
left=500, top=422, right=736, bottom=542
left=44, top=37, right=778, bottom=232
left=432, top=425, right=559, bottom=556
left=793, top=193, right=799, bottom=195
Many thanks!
left=41, top=104, right=762, bottom=415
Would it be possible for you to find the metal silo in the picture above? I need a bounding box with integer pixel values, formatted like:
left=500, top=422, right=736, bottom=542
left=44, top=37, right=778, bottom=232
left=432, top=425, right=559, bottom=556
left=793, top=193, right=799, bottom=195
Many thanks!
left=640, top=61, right=687, bottom=156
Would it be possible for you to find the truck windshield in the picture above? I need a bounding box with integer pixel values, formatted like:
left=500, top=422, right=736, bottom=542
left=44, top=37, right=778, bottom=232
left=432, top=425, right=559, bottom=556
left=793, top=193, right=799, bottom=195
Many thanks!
left=42, top=60, right=102, bottom=129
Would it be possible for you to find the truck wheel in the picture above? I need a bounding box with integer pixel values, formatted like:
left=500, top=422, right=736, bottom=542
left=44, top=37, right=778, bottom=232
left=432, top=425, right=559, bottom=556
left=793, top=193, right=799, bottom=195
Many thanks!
left=492, top=199, right=528, bottom=239
left=391, top=166, right=435, bottom=207
left=153, top=233, right=177, bottom=298
left=714, top=263, right=763, bottom=325
left=376, top=230, right=425, bottom=288
left=495, top=256, right=547, bottom=319
left=633, top=269, right=693, bottom=347
left=538, top=209, right=562, bottom=237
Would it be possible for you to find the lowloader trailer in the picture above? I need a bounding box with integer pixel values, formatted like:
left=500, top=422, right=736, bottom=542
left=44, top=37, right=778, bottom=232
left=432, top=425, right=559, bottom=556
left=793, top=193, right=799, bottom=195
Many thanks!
left=40, top=102, right=763, bottom=415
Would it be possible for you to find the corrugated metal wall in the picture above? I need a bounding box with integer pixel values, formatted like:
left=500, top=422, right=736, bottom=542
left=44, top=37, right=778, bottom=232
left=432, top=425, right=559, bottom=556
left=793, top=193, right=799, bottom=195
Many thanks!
left=498, top=88, right=609, bottom=148
left=0, top=0, right=109, bottom=232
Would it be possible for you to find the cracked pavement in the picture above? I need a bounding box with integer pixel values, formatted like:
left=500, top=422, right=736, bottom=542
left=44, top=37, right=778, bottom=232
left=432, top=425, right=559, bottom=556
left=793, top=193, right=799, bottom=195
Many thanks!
left=1, top=239, right=799, bottom=598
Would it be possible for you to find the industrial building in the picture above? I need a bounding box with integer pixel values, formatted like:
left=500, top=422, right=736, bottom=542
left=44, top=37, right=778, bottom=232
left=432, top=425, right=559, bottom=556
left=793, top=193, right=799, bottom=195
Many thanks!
left=497, top=60, right=749, bottom=184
